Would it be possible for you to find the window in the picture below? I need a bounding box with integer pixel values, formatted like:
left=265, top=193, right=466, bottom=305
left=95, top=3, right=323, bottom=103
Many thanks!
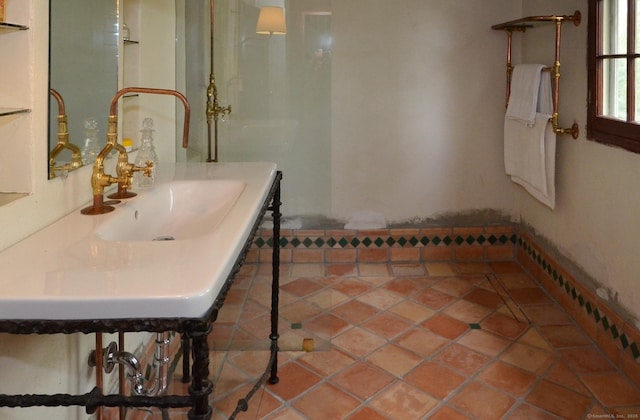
left=588, top=0, right=640, bottom=153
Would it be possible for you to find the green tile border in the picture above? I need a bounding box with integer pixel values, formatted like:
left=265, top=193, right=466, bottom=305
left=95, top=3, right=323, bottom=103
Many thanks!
left=253, top=231, right=517, bottom=250
left=517, top=235, right=640, bottom=362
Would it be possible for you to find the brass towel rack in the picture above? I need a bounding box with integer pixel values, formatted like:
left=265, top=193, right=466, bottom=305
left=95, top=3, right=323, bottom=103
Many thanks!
left=492, top=10, right=581, bottom=139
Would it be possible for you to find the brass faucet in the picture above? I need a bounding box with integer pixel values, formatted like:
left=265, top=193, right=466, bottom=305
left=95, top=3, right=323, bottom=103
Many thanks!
left=81, top=87, right=191, bottom=215
left=205, top=74, right=231, bottom=162
left=48, top=89, right=83, bottom=178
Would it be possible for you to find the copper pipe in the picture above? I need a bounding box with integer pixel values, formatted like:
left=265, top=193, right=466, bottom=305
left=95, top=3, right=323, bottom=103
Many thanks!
left=119, top=332, right=125, bottom=420
left=109, top=87, right=191, bottom=148
left=49, top=88, right=66, bottom=115
left=95, top=333, right=104, bottom=420
left=505, top=30, right=513, bottom=107
left=491, top=10, right=581, bottom=31
left=205, top=0, right=231, bottom=162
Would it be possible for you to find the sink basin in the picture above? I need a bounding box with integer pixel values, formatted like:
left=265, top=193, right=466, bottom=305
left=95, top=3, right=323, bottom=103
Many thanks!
left=97, top=180, right=245, bottom=242
left=0, top=162, right=277, bottom=320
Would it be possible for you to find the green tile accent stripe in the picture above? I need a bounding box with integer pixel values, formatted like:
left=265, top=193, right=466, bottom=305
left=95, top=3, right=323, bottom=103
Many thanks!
left=518, top=234, right=640, bottom=363
left=253, top=230, right=517, bottom=250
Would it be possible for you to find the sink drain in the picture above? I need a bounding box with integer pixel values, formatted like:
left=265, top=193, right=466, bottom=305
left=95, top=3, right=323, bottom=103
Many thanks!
left=152, top=235, right=175, bottom=241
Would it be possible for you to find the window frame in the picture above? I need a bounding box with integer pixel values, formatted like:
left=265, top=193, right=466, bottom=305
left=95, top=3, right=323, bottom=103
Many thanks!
left=587, top=0, right=640, bottom=153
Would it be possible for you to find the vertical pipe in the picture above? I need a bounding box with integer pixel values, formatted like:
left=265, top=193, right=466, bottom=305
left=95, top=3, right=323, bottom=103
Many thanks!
left=210, top=0, right=215, bottom=77
left=506, top=30, right=513, bottom=107
left=118, top=332, right=126, bottom=420
left=553, top=20, right=562, bottom=120
left=95, top=333, right=104, bottom=420
left=211, top=0, right=219, bottom=163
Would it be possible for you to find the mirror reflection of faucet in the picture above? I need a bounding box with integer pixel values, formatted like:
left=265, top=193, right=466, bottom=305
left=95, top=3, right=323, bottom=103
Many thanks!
left=48, top=89, right=83, bottom=179
left=81, top=87, right=191, bottom=215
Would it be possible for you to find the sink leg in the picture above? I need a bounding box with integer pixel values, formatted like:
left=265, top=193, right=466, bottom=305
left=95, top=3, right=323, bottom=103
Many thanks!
left=187, top=326, right=213, bottom=420
left=181, top=335, right=191, bottom=383
left=269, top=173, right=282, bottom=385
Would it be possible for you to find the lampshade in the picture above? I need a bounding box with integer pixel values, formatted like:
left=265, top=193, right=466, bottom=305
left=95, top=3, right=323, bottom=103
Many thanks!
left=256, top=6, right=287, bottom=35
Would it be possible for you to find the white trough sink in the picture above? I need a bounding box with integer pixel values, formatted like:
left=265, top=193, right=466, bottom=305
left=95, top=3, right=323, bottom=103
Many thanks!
left=97, top=179, right=245, bottom=242
left=0, top=162, right=277, bottom=321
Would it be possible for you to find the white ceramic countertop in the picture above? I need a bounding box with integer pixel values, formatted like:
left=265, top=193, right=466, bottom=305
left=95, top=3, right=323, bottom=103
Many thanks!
left=0, top=162, right=277, bottom=320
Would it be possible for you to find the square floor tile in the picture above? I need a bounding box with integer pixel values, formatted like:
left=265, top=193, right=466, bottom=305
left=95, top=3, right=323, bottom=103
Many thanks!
left=362, top=313, right=413, bottom=340
left=559, top=347, right=617, bottom=374
left=292, top=383, right=360, bottom=419
left=421, top=313, right=469, bottom=339
left=477, top=361, right=537, bottom=396
left=581, top=372, right=640, bottom=406
left=405, top=361, right=466, bottom=399
left=332, top=300, right=379, bottom=325
left=449, top=381, right=514, bottom=419
left=395, top=328, right=449, bottom=357
left=333, top=327, right=387, bottom=358
left=412, top=288, right=457, bottom=310
left=480, top=312, right=528, bottom=339
left=370, top=382, right=438, bottom=419
left=500, top=343, right=554, bottom=374
left=356, top=288, right=405, bottom=310
left=331, top=362, right=395, bottom=400
left=366, top=343, right=424, bottom=377
left=458, top=329, right=512, bottom=357
left=435, top=343, right=491, bottom=376
left=388, top=300, right=435, bottom=323
left=525, top=379, right=592, bottom=419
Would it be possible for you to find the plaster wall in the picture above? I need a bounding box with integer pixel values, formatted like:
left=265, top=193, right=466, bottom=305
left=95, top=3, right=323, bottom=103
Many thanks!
left=330, top=0, right=520, bottom=224
left=518, top=0, right=640, bottom=324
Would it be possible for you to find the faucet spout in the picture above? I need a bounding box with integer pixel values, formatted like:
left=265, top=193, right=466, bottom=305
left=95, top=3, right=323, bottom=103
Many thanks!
left=81, top=87, right=191, bottom=215
left=109, top=87, right=191, bottom=148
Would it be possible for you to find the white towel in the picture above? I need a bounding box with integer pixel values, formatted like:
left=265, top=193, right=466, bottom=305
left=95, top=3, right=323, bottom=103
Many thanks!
left=504, top=64, right=556, bottom=209
left=506, top=64, right=547, bottom=126
left=504, top=114, right=556, bottom=208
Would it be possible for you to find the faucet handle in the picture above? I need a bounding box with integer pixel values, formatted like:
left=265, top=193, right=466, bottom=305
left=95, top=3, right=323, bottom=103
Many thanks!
left=141, top=161, right=154, bottom=178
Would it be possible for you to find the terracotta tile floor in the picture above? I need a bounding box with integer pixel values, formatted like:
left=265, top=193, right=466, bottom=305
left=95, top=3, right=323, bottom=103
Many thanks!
left=126, top=261, right=640, bottom=419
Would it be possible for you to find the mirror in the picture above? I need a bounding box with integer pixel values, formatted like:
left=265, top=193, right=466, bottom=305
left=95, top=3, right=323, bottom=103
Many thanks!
left=48, top=0, right=119, bottom=178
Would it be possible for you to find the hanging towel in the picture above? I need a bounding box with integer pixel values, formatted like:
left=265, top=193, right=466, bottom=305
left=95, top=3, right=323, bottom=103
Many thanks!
left=504, top=64, right=556, bottom=209
left=506, top=64, right=547, bottom=126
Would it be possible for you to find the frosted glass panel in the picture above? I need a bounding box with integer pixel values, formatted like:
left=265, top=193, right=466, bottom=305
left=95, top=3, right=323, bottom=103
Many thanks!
left=183, top=1, right=332, bottom=219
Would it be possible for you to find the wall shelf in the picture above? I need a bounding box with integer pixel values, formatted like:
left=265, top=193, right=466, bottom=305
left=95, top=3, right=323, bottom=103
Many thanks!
left=0, top=22, right=29, bottom=31
left=1, top=23, right=31, bottom=120
left=0, top=108, right=31, bottom=117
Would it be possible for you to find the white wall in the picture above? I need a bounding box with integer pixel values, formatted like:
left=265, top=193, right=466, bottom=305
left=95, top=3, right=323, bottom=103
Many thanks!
left=518, top=0, right=640, bottom=323
left=330, top=0, right=520, bottom=224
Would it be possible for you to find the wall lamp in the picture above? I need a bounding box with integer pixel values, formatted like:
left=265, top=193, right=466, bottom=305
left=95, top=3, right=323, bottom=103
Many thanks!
left=256, top=6, right=287, bottom=35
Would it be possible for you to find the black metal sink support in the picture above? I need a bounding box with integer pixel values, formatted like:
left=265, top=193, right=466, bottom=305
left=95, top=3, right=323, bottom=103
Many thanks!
left=0, top=171, right=283, bottom=420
